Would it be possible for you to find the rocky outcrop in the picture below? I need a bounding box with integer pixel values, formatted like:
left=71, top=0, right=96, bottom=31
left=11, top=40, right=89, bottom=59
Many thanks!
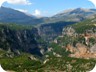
left=62, top=26, right=75, bottom=36
left=66, top=44, right=77, bottom=53
left=76, top=43, right=88, bottom=55
left=90, top=44, right=96, bottom=53
left=66, top=43, right=96, bottom=59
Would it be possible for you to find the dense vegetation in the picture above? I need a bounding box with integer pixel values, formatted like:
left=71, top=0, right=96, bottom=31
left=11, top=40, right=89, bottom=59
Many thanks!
left=0, top=23, right=33, bottom=30
left=0, top=49, right=95, bottom=72
left=71, top=19, right=96, bottom=33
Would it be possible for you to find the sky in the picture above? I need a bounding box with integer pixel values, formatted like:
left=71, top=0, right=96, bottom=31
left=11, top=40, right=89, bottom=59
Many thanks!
left=0, top=0, right=96, bottom=17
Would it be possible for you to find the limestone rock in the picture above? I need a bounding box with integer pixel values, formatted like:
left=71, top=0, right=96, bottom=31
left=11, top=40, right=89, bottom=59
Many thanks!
left=76, top=43, right=88, bottom=55
left=90, top=44, right=96, bottom=53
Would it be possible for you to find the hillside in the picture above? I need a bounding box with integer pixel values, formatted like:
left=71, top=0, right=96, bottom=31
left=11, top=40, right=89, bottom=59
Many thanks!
left=49, top=17, right=96, bottom=59
left=72, top=18, right=96, bottom=33
left=0, top=49, right=95, bottom=72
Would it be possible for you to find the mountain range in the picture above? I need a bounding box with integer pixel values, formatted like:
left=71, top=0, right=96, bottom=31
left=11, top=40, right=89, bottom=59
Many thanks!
left=0, top=7, right=96, bottom=25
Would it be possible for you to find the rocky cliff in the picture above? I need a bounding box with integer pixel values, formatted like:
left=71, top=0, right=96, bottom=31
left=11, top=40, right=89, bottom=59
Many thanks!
left=38, top=21, right=76, bottom=42
left=0, top=24, right=47, bottom=56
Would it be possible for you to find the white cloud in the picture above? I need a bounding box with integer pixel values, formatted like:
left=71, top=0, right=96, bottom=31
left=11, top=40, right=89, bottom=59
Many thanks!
left=0, top=0, right=6, bottom=7
left=0, top=0, right=32, bottom=7
left=88, top=0, right=96, bottom=7
left=33, top=9, right=41, bottom=17
left=7, top=0, right=32, bottom=5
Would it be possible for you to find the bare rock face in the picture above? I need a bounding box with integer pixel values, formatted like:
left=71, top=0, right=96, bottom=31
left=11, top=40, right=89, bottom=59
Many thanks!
left=66, top=44, right=76, bottom=53
left=76, top=43, right=88, bottom=55
left=90, top=44, right=96, bottom=53
left=67, top=43, right=96, bottom=59
left=67, top=43, right=88, bottom=55
left=69, top=44, right=88, bottom=58
left=62, top=26, right=75, bottom=36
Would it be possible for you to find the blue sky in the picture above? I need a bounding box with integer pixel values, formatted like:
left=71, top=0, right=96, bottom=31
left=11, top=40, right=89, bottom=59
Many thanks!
left=1, top=0, right=96, bottom=17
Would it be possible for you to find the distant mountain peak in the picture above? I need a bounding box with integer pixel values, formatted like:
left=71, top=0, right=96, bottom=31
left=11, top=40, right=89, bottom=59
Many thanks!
left=56, top=8, right=96, bottom=15
left=47, top=8, right=96, bottom=23
left=72, top=8, right=96, bottom=13
left=0, top=6, right=44, bottom=25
